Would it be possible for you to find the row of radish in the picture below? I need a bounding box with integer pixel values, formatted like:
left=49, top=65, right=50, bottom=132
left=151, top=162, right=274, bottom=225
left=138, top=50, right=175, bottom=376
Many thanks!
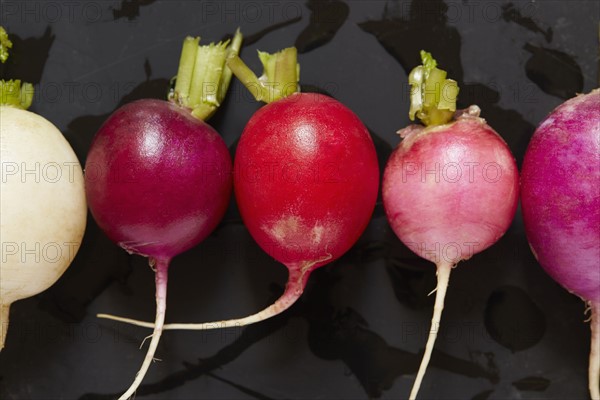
left=0, top=26, right=598, bottom=399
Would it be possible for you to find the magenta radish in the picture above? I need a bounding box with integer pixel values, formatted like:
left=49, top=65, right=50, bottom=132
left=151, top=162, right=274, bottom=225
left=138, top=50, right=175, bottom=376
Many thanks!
left=0, top=27, right=86, bottom=351
left=85, top=31, right=241, bottom=399
left=100, top=46, right=379, bottom=331
left=382, top=51, right=519, bottom=399
left=521, top=89, right=600, bottom=399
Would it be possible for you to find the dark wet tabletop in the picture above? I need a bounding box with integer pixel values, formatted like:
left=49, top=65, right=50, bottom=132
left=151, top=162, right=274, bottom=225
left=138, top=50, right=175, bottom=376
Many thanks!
left=1, top=1, right=598, bottom=399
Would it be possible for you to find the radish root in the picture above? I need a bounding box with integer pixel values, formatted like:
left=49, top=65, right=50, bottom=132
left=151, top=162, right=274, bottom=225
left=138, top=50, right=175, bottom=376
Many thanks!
left=98, top=259, right=323, bottom=330
left=590, top=302, right=600, bottom=400
left=119, top=258, right=169, bottom=400
left=409, top=261, right=453, bottom=400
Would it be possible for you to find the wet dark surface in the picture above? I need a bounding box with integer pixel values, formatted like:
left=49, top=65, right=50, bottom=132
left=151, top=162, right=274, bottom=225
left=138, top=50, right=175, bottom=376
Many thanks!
left=512, top=376, right=551, bottom=392
left=243, top=17, right=302, bottom=47
left=0, top=27, right=55, bottom=84
left=484, top=285, right=546, bottom=352
left=524, top=43, right=584, bottom=100
left=0, top=1, right=598, bottom=399
left=295, top=0, right=349, bottom=53
left=472, top=389, right=495, bottom=400
left=501, top=3, right=553, bottom=43
left=112, top=0, right=158, bottom=21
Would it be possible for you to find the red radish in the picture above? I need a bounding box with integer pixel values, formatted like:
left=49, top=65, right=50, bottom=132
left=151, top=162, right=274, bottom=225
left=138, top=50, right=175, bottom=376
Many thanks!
left=521, top=89, right=600, bottom=399
left=101, top=46, right=379, bottom=330
left=86, top=31, right=242, bottom=400
left=0, top=27, right=86, bottom=351
left=382, top=51, right=519, bottom=399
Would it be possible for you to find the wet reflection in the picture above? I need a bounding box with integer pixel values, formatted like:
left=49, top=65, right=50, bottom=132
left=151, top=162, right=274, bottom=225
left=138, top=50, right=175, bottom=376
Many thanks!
left=0, top=27, right=55, bottom=84
left=295, top=0, right=349, bottom=53
left=524, top=43, right=583, bottom=100
left=112, top=0, right=157, bottom=21
left=484, top=285, right=546, bottom=352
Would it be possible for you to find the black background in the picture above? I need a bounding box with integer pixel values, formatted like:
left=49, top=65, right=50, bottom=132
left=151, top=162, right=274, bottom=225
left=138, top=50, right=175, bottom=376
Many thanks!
left=0, top=1, right=598, bottom=399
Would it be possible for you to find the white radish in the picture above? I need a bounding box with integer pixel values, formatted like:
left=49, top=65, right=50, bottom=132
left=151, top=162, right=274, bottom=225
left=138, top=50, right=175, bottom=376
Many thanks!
left=0, top=27, right=87, bottom=350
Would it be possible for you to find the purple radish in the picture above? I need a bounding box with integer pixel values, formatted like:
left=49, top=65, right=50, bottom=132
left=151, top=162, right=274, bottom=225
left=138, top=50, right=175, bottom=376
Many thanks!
left=521, top=89, right=600, bottom=399
left=382, top=51, right=519, bottom=399
left=86, top=31, right=241, bottom=399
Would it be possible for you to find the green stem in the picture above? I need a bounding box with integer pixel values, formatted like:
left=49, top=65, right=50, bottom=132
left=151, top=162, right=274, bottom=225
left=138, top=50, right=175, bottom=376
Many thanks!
left=0, top=26, right=12, bottom=63
left=226, top=46, right=300, bottom=104
left=0, top=26, right=34, bottom=109
left=170, top=29, right=243, bottom=121
left=408, top=50, right=459, bottom=127
left=226, top=55, right=265, bottom=101
left=187, top=42, right=228, bottom=116
left=173, top=36, right=200, bottom=104
left=0, top=79, right=34, bottom=109
left=218, top=28, right=243, bottom=104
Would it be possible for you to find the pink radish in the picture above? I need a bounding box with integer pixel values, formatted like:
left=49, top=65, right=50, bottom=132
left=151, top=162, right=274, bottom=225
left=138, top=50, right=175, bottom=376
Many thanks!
left=85, top=31, right=241, bottom=399
left=382, top=51, right=519, bottom=399
left=521, top=89, right=600, bottom=399
left=100, top=46, right=379, bottom=330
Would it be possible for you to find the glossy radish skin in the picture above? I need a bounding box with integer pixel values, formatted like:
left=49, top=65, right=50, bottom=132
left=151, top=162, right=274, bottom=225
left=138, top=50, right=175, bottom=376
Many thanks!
left=204, top=92, right=378, bottom=326
left=96, top=50, right=378, bottom=339
left=383, top=109, right=519, bottom=400
left=521, top=90, right=600, bottom=304
left=0, top=28, right=86, bottom=351
left=85, top=99, right=231, bottom=259
left=86, top=32, right=241, bottom=400
left=384, top=111, right=519, bottom=264
left=85, top=98, right=231, bottom=400
left=98, top=92, right=379, bottom=334
left=1, top=107, right=87, bottom=350
left=521, top=89, right=600, bottom=399
left=381, top=51, right=519, bottom=400
left=125, top=50, right=380, bottom=330
left=97, top=90, right=379, bottom=332
left=235, top=92, right=378, bottom=267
